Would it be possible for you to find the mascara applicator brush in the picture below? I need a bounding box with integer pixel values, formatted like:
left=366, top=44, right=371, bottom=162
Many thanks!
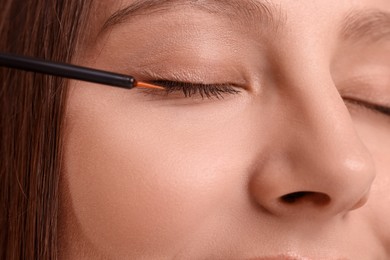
left=0, top=52, right=164, bottom=90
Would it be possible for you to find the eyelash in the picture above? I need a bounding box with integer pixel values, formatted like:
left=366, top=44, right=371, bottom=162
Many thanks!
left=142, top=81, right=390, bottom=118
left=146, top=80, right=242, bottom=99
left=344, top=97, right=390, bottom=118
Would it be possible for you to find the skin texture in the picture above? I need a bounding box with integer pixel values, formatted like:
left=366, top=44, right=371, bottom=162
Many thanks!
left=59, top=0, right=390, bottom=259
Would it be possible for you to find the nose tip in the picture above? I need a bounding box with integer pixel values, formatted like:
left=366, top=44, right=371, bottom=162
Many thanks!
left=249, top=153, right=376, bottom=218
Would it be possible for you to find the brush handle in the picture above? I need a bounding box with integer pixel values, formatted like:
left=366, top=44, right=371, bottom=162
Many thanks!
left=0, top=52, right=136, bottom=89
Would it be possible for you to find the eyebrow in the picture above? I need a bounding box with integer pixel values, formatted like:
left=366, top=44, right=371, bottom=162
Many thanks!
left=341, top=10, right=390, bottom=43
left=100, top=0, right=282, bottom=34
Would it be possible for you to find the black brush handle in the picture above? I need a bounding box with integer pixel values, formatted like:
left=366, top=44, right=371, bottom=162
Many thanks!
left=0, top=52, right=136, bottom=89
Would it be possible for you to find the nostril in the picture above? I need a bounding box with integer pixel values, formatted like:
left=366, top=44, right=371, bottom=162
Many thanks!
left=280, top=191, right=330, bottom=206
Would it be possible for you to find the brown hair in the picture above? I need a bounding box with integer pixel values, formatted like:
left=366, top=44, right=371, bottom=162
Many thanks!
left=0, top=1, right=91, bottom=258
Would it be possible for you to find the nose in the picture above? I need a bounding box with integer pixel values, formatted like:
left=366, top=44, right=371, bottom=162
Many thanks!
left=249, top=77, right=376, bottom=219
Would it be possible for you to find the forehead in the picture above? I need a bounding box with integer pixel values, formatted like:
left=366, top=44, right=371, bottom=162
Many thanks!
left=99, top=0, right=390, bottom=14
left=92, top=0, right=390, bottom=48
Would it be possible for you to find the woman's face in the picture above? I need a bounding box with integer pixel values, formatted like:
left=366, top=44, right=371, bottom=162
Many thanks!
left=60, top=0, right=390, bottom=259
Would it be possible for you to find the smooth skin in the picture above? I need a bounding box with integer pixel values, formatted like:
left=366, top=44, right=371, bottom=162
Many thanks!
left=59, top=0, right=390, bottom=259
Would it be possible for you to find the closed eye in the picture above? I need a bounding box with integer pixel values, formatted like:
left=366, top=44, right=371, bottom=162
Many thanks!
left=143, top=80, right=242, bottom=99
left=344, top=97, right=390, bottom=117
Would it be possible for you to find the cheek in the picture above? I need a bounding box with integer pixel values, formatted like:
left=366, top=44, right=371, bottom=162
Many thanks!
left=62, top=86, right=254, bottom=257
left=353, top=118, right=390, bottom=247
left=367, top=151, right=390, bottom=250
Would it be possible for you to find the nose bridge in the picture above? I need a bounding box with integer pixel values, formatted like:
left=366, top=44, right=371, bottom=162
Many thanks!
left=289, top=73, right=363, bottom=162
left=286, top=77, right=375, bottom=207
left=276, top=40, right=374, bottom=173
left=250, top=52, right=376, bottom=218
